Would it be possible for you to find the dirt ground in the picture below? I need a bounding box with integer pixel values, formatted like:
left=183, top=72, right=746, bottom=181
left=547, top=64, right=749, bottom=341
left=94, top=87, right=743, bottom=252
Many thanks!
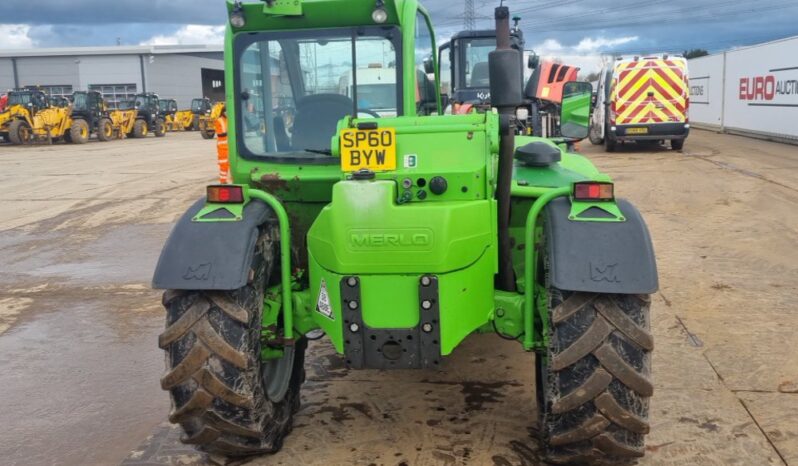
left=0, top=130, right=796, bottom=466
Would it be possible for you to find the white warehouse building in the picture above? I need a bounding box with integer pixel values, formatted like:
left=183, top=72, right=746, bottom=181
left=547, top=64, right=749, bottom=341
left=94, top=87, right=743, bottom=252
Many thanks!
left=0, top=44, right=224, bottom=109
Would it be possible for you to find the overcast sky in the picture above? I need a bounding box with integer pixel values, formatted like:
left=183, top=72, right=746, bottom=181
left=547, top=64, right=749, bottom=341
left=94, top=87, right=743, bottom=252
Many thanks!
left=2, top=0, right=797, bottom=73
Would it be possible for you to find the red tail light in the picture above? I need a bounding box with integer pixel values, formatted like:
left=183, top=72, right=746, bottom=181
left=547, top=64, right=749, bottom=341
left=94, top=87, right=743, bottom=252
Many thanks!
left=207, top=185, right=244, bottom=203
left=573, top=182, right=614, bottom=201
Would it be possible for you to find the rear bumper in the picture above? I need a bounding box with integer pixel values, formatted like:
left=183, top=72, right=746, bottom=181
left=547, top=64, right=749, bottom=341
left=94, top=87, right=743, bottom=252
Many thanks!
left=611, top=122, right=690, bottom=141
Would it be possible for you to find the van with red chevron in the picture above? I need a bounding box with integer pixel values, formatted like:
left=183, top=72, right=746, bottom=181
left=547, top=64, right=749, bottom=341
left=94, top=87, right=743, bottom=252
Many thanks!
left=590, top=55, right=690, bottom=151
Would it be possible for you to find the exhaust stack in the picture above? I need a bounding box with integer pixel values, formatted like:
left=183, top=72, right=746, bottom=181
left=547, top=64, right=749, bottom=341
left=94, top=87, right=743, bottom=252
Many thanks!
left=489, top=5, right=523, bottom=291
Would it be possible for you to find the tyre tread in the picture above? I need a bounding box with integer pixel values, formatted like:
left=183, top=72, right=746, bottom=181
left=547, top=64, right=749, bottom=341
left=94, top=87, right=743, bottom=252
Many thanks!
left=541, top=290, right=653, bottom=464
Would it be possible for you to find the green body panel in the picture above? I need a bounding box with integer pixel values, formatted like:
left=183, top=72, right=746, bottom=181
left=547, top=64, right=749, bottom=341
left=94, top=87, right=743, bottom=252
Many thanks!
left=308, top=180, right=494, bottom=274
left=307, top=248, right=495, bottom=355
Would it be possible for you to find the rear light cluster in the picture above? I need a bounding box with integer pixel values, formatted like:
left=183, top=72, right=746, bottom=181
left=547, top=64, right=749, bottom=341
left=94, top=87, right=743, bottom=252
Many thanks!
left=573, top=182, right=614, bottom=201
left=207, top=185, right=244, bottom=203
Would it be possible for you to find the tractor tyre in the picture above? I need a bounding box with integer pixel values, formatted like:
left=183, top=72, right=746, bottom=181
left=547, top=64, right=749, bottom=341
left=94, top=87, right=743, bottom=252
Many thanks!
left=70, top=119, right=90, bottom=144
left=132, top=120, right=148, bottom=138
left=538, top=290, right=653, bottom=465
left=8, top=120, right=32, bottom=145
left=159, top=227, right=306, bottom=457
left=671, top=138, right=684, bottom=151
left=154, top=118, right=167, bottom=138
left=98, top=118, right=114, bottom=142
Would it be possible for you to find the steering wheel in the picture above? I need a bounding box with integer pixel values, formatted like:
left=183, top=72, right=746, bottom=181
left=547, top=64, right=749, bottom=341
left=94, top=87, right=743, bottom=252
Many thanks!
left=357, top=108, right=381, bottom=118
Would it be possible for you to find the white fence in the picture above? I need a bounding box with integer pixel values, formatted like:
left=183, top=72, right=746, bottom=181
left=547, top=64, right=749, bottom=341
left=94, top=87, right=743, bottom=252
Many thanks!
left=688, top=36, right=798, bottom=143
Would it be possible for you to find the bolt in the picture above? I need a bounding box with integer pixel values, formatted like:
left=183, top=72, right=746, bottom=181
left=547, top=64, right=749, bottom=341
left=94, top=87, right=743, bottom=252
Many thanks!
left=348, top=300, right=358, bottom=310
left=420, top=276, right=431, bottom=287
left=402, top=178, right=413, bottom=189
left=347, top=277, right=358, bottom=287
left=496, top=308, right=505, bottom=317
left=421, top=300, right=432, bottom=310
left=422, top=323, right=433, bottom=333
left=349, top=322, right=360, bottom=333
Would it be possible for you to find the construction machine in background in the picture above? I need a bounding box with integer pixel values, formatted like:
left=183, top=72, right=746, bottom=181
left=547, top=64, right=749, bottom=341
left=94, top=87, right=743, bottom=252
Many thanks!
left=0, top=90, right=48, bottom=143
left=160, top=99, right=195, bottom=132
left=198, top=101, right=225, bottom=139
left=0, top=89, right=73, bottom=145
left=188, top=97, right=226, bottom=138
left=125, top=93, right=166, bottom=138
left=1, top=89, right=137, bottom=144
left=435, top=23, right=580, bottom=137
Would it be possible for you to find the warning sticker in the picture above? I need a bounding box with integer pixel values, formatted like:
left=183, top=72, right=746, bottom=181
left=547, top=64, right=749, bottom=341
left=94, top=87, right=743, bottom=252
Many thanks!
left=316, top=279, right=333, bottom=320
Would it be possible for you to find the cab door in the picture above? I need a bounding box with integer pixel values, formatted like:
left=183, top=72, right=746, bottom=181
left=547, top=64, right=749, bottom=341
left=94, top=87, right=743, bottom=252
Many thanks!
left=591, top=66, right=610, bottom=138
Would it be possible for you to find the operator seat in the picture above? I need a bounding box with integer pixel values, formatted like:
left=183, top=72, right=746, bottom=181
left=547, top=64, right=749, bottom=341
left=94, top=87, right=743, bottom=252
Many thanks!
left=471, top=62, right=490, bottom=87
left=292, top=94, right=353, bottom=152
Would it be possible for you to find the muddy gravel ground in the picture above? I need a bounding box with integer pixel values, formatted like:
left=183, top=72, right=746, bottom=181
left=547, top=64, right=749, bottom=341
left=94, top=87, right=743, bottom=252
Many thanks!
left=0, top=130, right=796, bottom=466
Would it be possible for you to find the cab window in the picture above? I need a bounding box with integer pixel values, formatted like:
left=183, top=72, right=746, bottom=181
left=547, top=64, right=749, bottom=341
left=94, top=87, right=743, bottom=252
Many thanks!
left=415, top=10, right=437, bottom=115
left=235, top=26, right=402, bottom=160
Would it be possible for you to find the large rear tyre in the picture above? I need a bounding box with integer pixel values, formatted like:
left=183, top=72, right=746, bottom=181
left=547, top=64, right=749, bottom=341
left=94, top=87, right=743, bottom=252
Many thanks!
left=69, top=119, right=90, bottom=144
left=98, top=118, right=114, bottom=142
left=154, top=118, right=167, bottom=138
left=538, top=291, right=653, bottom=465
left=670, top=138, right=684, bottom=151
left=159, top=228, right=306, bottom=456
left=8, top=120, right=32, bottom=145
left=132, top=120, right=148, bottom=138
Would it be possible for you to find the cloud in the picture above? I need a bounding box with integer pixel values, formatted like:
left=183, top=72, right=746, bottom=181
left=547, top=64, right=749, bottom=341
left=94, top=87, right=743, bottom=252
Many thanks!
left=0, top=24, right=36, bottom=49
left=526, top=36, right=638, bottom=76
left=140, top=25, right=224, bottom=46
left=575, top=36, right=639, bottom=53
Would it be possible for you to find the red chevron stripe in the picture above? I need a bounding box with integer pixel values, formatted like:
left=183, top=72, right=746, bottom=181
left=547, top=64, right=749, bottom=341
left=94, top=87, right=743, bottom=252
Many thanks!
left=652, top=67, right=684, bottom=95
left=650, top=79, right=685, bottom=113
left=617, top=67, right=648, bottom=99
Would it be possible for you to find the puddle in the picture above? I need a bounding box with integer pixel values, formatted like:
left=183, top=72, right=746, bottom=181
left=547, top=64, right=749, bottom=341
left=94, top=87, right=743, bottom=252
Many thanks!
left=0, top=298, right=167, bottom=465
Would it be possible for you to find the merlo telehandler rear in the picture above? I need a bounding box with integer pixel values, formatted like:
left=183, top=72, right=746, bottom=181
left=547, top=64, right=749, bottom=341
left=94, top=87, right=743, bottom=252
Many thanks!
left=153, top=1, right=657, bottom=463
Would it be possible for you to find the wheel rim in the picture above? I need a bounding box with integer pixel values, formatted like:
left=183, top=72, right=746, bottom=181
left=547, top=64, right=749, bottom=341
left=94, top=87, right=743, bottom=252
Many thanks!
left=81, top=126, right=88, bottom=138
left=262, top=346, right=296, bottom=402
left=105, top=125, right=112, bottom=137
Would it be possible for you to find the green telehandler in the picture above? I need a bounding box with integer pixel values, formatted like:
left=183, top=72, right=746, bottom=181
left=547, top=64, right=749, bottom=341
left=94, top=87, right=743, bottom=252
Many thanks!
left=152, top=1, right=657, bottom=463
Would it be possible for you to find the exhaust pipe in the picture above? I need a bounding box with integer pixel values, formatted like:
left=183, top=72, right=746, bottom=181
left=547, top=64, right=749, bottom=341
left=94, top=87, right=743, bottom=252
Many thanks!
left=489, top=5, right=523, bottom=291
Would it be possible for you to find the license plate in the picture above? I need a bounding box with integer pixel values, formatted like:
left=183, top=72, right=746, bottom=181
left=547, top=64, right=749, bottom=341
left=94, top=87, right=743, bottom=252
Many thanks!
left=340, top=128, right=396, bottom=172
left=626, top=127, right=649, bottom=135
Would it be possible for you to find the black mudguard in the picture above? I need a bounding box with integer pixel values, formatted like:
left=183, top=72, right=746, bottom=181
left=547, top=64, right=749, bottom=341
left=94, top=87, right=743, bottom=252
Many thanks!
left=152, top=198, right=273, bottom=290
left=543, top=197, right=658, bottom=294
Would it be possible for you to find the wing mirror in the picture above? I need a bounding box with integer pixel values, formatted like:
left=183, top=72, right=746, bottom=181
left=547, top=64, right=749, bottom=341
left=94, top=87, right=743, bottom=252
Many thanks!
left=560, top=81, right=592, bottom=140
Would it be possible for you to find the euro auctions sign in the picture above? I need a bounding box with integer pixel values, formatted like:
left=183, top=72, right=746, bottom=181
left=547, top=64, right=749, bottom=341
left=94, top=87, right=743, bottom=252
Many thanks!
left=738, top=70, right=798, bottom=106
left=721, top=36, right=798, bottom=139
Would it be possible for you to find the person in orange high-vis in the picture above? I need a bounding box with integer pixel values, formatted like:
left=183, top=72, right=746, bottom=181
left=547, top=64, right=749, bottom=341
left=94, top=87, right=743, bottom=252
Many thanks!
left=214, top=106, right=230, bottom=184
